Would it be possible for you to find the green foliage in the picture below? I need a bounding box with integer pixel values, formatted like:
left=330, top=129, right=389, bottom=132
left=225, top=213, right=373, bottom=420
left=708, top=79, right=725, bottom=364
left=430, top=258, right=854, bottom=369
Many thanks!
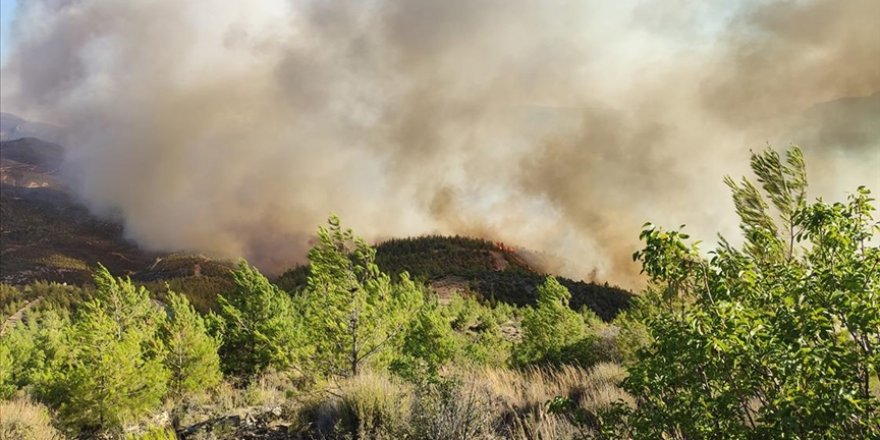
left=300, top=215, right=423, bottom=377
left=144, top=275, right=235, bottom=314
left=624, top=147, right=880, bottom=439
left=0, top=310, right=72, bottom=400
left=161, top=290, right=222, bottom=399
left=438, top=294, right=514, bottom=368
left=91, top=264, right=165, bottom=336
left=53, top=266, right=169, bottom=432
left=513, top=276, right=596, bottom=367
left=444, top=294, right=484, bottom=331
left=59, top=307, right=168, bottom=431
left=1, top=282, right=93, bottom=321
left=126, top=426, right=178, bottom=440
left=0, top=321, right=36, bottom=398
left=392, top=304, right=458, bottom=379
left=214, top=261, right=303, bottom=376
left=376, top=235, right=524, bottom=278
left=1, top=265, right=225, bottom=435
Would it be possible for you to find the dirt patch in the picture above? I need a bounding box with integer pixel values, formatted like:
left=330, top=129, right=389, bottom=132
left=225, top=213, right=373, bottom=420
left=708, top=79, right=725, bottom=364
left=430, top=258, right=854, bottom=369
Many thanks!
left=429, top=275, right=470, bottom=304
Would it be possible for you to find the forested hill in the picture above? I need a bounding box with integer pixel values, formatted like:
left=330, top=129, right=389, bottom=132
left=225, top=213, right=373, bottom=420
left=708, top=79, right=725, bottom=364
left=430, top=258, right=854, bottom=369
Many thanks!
left=276, top=235, right=633, bottom=321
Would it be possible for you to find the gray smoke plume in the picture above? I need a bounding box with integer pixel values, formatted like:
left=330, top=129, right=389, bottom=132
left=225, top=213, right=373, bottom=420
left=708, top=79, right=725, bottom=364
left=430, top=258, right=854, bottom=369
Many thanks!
left=2, top=0, right=878, bottom=287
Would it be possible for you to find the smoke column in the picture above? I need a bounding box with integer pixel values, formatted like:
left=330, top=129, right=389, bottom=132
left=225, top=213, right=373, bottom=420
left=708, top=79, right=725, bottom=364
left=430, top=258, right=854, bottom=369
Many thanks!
left=2, top=0, right=878, bottom=287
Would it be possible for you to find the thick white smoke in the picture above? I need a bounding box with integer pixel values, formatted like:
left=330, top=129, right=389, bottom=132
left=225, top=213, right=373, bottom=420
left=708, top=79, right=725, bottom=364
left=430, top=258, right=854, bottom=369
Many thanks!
left=2, top=0, right=878, bottom=287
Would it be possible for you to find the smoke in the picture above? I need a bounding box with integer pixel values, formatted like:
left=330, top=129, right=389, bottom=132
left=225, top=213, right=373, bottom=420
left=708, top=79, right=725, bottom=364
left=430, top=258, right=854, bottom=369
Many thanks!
left=2, top=0, right=878, bottom=287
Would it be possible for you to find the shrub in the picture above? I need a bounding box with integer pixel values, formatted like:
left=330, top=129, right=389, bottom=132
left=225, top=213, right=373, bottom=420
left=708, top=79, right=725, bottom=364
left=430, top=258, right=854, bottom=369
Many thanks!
left=410, top=377, right=497, bottom=440
left=296, top=371, right=412, bottom=439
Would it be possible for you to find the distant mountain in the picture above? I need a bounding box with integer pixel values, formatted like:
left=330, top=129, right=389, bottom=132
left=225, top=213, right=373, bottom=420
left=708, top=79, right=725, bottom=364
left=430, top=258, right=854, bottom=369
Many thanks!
left=0, top=112, right=66, bottom=144
left=0, top=137, right=66, bottom=189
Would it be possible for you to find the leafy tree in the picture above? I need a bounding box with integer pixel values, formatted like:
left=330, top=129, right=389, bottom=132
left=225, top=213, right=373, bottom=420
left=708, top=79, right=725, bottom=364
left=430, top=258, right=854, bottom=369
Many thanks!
left=214, top=261, right=304, bottom=376
left=301, top=215, right=422, bottom=377
left=624, top=147, right=880, bottom=439
left=161, top=291, right=221, bottom=399
left=513, top=276, right=594, bottom=366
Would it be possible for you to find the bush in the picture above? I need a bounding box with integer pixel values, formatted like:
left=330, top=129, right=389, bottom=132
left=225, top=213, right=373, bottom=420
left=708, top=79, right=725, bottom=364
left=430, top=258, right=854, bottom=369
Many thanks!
left=296, top=371, right=412, bottom=439
left=410, top=377, right=496, bottom=440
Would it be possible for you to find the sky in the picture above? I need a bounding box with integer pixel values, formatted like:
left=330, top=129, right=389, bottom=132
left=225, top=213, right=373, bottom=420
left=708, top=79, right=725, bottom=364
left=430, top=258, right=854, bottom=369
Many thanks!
left=0, top=0, right=16, bottom=66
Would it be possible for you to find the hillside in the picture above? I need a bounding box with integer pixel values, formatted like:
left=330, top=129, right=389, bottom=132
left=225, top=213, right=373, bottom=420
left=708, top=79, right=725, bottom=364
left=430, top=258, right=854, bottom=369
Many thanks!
left=0, top=137, right=152, bottom=284
left=277, top=235, right=632, bottom=321
left=0, top=183, right=155, bottom=284
left=1, top=137, right=631, bottom=319
left=0, top=137, right=234, bottom=292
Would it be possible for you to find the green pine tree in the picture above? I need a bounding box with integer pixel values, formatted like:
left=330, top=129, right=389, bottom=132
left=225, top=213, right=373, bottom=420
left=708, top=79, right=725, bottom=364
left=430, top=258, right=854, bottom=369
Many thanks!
left=513, top=276, right=590, bottom=366
left=54, top=267, right=168, bottom=433
left=161, top=290, right=222, bottom=399
left=92, top=264, right=163, bottom=337
left=302, top=215, right=423, bottom=377
left=392, top=303, right=458, bottom=379
left=215, top=261, right=304, bottom=376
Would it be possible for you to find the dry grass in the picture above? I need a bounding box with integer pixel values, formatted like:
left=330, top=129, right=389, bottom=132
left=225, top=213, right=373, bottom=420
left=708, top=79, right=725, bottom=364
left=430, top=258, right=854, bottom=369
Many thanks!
left=289, top=364, right=632, bottom=440
left=410, top=377, right=499, bottom=440
left=295, top=372, right=413, bottom=439
left=473, top=362, right=631, bottom=411
left=0, top=395, right=63, bottom=440
left=464, top=362, right=633, bottom=439
left=170, top=369, right=296, bottom=430
left=171, top=364, right=633, bottom=439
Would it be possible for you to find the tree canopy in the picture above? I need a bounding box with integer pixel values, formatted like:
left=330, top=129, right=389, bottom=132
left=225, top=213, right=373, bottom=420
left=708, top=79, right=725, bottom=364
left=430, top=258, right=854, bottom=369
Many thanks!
left=622, top=147, right=880, bottom=439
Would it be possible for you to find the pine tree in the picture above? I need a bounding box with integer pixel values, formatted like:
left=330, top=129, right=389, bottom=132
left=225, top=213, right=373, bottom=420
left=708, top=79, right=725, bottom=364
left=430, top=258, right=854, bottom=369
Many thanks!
left=302, top=215, right=422, bottom=377
left=59, top=303, right=168, bottom=431
left=91, top=264, right=163, bottom=338
left=513, top=276, right=589, bottom=366
left=215, top=261, right=304, bottom=376
left=161, top=291, right=221, bottom=399
left=392, top=304, right=458, bottom=379
left=51, top=268, right=168, bottom=432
